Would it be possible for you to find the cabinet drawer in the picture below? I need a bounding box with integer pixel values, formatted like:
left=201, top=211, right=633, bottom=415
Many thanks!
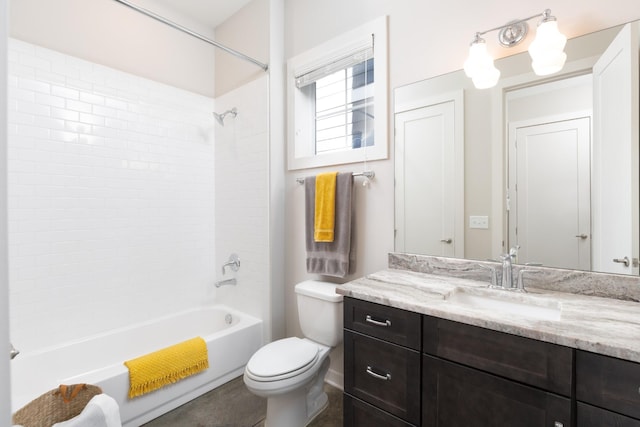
left=577, top=402, right=640, bottom=427
left=344, top=297, right=421, bottom=350
left=423, top=316, right=573, bottom=396
left=344, top=330, right=421, bottom=425
left=343, top=394, right=416, bottom=427
left=577, top=350, right=640, bottom=419
left=423, top=354, right=571, bottom=427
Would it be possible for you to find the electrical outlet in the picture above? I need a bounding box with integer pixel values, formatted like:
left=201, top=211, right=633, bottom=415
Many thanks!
left=469, top=215, right=489, bottom=229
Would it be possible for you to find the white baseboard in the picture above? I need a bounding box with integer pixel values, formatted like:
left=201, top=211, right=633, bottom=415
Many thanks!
left=325, top=367, right=344, bottom=391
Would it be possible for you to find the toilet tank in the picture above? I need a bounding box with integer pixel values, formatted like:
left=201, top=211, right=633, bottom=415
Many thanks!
left=295, top=280, right=344, bottom=347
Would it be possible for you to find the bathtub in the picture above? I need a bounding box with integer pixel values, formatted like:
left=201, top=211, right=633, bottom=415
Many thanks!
left=10, top=305, right=263, bottom=426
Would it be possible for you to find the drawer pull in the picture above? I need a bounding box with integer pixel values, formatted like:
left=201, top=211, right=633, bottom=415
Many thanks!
left=365, top=315, right=392, bottom=327
left=366, top=366, right=391, bottom=381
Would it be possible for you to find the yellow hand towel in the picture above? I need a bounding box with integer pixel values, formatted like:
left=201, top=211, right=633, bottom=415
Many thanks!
left=124, top=337, right=209, bottom=399
left=314, top=172, right=339, bottom=242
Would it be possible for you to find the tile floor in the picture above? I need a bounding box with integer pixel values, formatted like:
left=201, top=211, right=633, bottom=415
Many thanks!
left=142, top=376, right=343, bottom=427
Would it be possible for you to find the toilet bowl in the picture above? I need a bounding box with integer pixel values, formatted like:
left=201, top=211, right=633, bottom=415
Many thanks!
left=243, top=281, right=343, bottom=427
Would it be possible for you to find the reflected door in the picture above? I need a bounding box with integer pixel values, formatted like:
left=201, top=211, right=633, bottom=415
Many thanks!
left=592, top=21, right=640, bottom=275
left=509, top=117, right=591, bottom=270
left=395, top=98, right=463, bottom=257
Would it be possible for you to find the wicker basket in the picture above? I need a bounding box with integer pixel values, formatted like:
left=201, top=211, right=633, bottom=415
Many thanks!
left=12, top=384, right=103, bottom=427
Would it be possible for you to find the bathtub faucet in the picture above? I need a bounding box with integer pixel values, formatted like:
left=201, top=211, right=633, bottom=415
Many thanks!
left=222, top=253, right=241, bottom=275
left=215, top=278, right=237, bottom=288
left=10, top=342, right=19, bottom=360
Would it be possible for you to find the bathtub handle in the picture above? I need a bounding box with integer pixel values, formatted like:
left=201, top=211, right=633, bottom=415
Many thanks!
left=10, top=343, right=19, bottom=360
left=222, top=253, right=241, bottom=275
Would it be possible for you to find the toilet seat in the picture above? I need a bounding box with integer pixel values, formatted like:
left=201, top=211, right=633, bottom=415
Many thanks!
left=245, top=337, right=319, bottom=382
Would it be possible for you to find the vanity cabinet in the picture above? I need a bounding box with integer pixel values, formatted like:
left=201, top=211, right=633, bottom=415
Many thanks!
left=422, top=317, right=572, bottom=427
left=576, top=350, right=640, bottom=426
left=343, top=297, right=573, bottom=427
left=343, top=298, right=421, bottom=426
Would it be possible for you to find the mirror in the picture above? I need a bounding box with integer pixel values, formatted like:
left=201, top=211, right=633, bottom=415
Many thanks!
left=394, top=21, right=639, bottom=275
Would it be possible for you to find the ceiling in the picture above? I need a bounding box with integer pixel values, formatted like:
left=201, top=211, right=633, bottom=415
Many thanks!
left=150, top=0, right=253, bottom=29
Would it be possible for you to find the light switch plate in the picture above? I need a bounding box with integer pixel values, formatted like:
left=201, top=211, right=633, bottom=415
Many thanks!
left=469, top=215, right=489, bottom=229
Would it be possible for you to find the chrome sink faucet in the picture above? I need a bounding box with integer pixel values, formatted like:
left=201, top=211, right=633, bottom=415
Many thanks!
left=500, top=246, right=519, bottom=289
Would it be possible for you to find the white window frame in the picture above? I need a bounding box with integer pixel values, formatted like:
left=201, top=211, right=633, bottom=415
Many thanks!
left=287, top=16, right=388, bottom=170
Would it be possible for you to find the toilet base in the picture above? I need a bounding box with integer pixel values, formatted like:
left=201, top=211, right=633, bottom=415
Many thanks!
left=263, top=357, right=330, bottom=427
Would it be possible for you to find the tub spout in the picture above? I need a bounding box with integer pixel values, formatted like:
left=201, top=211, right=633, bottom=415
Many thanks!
left=10, top=343, right=19, bottom=360
left=215, top=278, right=237, bottom=288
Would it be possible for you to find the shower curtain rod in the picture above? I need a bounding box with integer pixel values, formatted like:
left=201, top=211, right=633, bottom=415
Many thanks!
left=112, top=0, right=269, bottom=72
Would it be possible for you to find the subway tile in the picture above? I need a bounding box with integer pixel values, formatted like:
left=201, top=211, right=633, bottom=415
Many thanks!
left=66, top=98, right=92, bottom=113
left=15, top=125, right=50, bottom=139
left=9, top=86, right=36, bottom=102
left=93, top=104, right=118, bottom=118
left=104, top=97, right=128, bottom=110
left=34, top=116, right=65, bottom=130
left=79, top=112, right=105, bottom=126
left=35, top=69, right=66, bottom=85
left=51, top=85, right=79, bottom=100
left=35, top=93, right=66, bottom=108
left=18, top=77, right=50, bottom=94
left=16, top=101, right=50, bottom=117
left=8, top=38, right=225, bottom=349
left=50, top=130, right=79, bottom=143
left=80, top=92, right=105, bottom=105
left=51, top=106, right=80, bottom=121
left=19, top=53, right=51, bottom=72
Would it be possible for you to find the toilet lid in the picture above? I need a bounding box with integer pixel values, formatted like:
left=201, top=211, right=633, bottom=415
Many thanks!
left=246, top=337, right=319, bottom=380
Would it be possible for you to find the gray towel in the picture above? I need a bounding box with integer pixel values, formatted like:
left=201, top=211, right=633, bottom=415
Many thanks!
left=305, top=172, right=356, bottom=277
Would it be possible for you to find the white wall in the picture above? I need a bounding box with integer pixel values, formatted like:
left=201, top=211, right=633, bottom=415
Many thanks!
left=214, top=0, right=270, bottom=97
left=268, top=0, right=287, bottom=342
left=7, top=39, right=216, bottom=352
left=214, top=75, right=270, bottom=336
left=1, top=0, right=11, bottom=421
left=212, top=0, right=284, bottom=343
left=10, top=0, right=217, bottom=96
left=283, top=0, right=640, bottom=388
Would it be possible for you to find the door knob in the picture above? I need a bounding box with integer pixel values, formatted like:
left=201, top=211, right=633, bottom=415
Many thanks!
left=613, top=256, right=630, bottom=267
left=575, top=234, right=588, bottom=239
left=440, top=238, right=453, bottom=244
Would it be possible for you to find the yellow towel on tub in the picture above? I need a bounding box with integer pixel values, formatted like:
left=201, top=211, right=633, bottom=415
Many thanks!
left=314, top=171, right=339, bottom=242
left=124, top=337, right=209, bottom=399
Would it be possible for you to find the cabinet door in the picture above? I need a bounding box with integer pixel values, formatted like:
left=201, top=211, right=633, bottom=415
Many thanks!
left=578, top=402, right=640, bottom=427
left=343, top=394, right=416, bottom=427
left=344, top=330, right=421, bottom=425
left=577, top=350, right=640, bottom=419
left=423, top=355, right=571, bottom=427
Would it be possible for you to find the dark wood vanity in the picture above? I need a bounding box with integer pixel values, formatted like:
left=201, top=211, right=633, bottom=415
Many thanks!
left=343, top=297, right=640, bottom=427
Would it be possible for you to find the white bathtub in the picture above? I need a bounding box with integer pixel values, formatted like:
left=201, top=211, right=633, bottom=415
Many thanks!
left=10, top=305, right=263, bottom=426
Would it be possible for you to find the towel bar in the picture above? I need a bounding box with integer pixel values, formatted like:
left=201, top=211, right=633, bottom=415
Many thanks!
left=296, top=170, right=375, bottom=185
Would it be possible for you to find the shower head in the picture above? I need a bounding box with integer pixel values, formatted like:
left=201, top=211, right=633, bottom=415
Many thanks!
left=213, top=107, right=238, bottom=126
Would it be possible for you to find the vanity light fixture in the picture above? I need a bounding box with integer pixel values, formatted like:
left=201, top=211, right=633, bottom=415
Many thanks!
left=464, top=9, right=567, bottom=89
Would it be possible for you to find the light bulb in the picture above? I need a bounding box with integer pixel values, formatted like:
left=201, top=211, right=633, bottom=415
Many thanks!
left=528, top=19, right=567, bottom=76
left=464, top=39, right=500, bottom=89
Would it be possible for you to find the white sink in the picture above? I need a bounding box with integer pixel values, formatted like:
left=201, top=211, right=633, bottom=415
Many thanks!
left=447, top=288, right=562, bottom=321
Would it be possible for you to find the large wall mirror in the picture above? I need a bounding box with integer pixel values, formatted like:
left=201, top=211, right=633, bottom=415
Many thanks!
left=394, top=20, right=639, bottom=275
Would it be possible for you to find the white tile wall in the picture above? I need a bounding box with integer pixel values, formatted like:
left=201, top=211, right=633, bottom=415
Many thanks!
left=7, top=39, right=217, bottom=352
left=213, top=76, right=270, bottom=325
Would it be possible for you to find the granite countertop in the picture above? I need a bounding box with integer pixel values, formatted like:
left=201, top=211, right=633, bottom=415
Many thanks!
left=337, top=268, right=640, bottom=363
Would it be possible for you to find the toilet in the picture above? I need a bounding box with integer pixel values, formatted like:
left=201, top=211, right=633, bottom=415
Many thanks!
left=243, top=280, right=343, bottom=427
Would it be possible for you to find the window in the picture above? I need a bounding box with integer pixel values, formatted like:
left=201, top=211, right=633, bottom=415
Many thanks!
left=287, top=17, right=388, bottom=170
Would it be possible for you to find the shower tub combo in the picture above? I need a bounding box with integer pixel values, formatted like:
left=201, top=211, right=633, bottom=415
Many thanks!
left=11, top=305, right=263, bottom=426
